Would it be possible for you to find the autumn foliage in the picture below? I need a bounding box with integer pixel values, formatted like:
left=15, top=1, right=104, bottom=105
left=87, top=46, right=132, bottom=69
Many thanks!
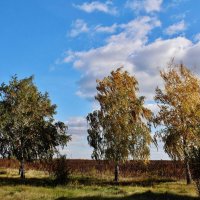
left=87, top=68, right=152, bottom=182
left=154, top=62, right=200, bottom=184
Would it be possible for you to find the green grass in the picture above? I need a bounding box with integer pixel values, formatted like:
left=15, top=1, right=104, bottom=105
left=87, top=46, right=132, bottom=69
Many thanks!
left=0, top=168, right=198, bottom=200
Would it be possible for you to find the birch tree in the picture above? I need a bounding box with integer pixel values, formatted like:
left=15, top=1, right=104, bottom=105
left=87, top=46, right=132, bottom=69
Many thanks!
left=0, top=75, right=71, bottom=178
left=154, top=63, right=200, bottom=184
left=87, top=68, right=152, bottom=183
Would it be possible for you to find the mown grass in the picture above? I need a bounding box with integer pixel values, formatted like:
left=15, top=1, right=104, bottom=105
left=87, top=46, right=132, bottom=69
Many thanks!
left=0, top=168, right=198, bottom=200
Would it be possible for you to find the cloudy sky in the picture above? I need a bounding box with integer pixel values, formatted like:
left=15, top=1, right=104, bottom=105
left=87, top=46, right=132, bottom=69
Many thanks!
left=1, top=0, right=200, bottom=159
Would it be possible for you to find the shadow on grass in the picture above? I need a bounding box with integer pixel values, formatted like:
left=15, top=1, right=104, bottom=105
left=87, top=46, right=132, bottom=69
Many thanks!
left=55, top=191, right=199, bottom=200
left=0, top=177, right=55, bottom=187
left=0, top=176, right=176, bottom=187
left=71, top=176, right=176, bottom=187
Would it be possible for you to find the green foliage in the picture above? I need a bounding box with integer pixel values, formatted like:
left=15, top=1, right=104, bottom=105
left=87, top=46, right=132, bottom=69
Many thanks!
left=51, top=155, right=71, bottom=185
left=0, top=75, right=71, bottom=171
left=87, top=68, right=152, bottom=168
left=87, top=110, right=104, bottom=160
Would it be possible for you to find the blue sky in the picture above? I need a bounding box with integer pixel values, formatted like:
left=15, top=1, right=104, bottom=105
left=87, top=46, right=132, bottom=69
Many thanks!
left=1, top=0, right=200, bottom=159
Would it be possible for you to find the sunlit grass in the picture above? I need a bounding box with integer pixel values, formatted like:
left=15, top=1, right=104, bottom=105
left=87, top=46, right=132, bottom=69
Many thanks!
left=0, top=168, right=198, bottom=200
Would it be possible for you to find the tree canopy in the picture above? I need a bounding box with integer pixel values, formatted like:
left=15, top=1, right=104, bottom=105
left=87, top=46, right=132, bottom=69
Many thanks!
left=0, top=75, right=71, bottom=178
left=154, top=63, right=200, bottom=184
left=87, top=68, right=152, bottom=182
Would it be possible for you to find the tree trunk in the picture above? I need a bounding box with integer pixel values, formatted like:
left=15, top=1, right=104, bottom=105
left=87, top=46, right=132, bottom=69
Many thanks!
left=114, top=163, right=119, bottom=183
left=185, top=157, right=192, bottom=185
left=183, top=139, right=192, bottom=185
left=19, top=160, right=25, bottom=179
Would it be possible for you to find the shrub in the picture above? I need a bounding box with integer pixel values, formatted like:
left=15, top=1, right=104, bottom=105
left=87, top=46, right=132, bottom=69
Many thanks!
left=51, top=155, right=70, bottom=184
left=189, top=147, right=200, bottom=196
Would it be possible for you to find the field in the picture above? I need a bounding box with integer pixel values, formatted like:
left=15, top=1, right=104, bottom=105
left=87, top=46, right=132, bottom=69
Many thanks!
left=0, top=159, right=186, bottom=179
left=0, top=159, right=199, bottom=200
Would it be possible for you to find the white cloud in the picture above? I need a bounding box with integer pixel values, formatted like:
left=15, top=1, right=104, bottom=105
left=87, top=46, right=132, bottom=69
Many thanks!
left=65, top=16, right=161, bottom=100
left=131, top=37, right=192, bottom=70
left=69, top=21, right=119, bottom=39
left=165, top=20, right=186, bottom=36
left=144, top=0, right=163, bottom=13
left=65, top=15, right=200, bottom=103
left=65, top=116, right=92, bottom=159
left=95, top=23, right=118, bottom=33
left=150, top=141, right=170, bottom=160
left=131, top=37, right=200, bottom=99
left=69, top=19, right=89, bottom=38
left=67, top=134, right=92, bottom=159
left=67, top=116, right=87, bottom=132
left=194, top=33, right=200, bottom=42
left=63, top=51, right=74, bottom=63
left=126, top=0, right=163, bottom=13
left=74, top=1, right=117, bottom=15
left=145, top=103, right=159, bottom=115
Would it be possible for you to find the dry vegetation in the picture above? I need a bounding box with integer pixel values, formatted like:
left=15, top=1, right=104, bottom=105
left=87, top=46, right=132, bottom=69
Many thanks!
left=0, top=159, right=198, bottom=200
left=0, top=159, right=186, bottom=179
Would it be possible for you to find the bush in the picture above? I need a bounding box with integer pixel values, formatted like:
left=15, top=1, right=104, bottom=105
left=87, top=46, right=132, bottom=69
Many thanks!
left=189, top=147, right=200, bottom=196
left=51, top=155, right=70, bottom=184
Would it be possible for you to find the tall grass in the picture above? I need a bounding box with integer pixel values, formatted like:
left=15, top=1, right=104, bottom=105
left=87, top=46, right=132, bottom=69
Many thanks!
left=0, top=167, right=198, bottom=200
left=0, top=159, right=197, bottom=200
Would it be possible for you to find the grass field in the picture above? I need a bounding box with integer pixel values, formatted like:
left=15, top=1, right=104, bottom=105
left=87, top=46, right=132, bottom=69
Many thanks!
left=0, top=168, right=199, bottom=200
